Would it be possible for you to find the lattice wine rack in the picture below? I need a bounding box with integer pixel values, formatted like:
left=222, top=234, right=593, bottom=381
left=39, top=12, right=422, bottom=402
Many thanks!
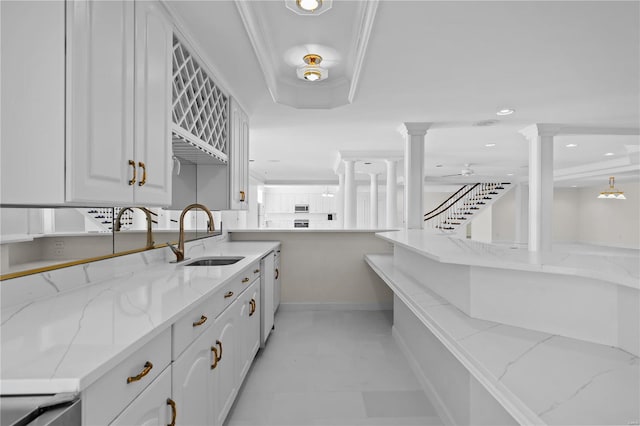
left=172, top=35, right=229, bottom=164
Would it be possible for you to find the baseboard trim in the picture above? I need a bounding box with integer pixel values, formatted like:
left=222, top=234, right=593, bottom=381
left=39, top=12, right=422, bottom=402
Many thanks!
left=278, top=302, right=392, bottom=311
left=392, top=325, right=456, bottom=426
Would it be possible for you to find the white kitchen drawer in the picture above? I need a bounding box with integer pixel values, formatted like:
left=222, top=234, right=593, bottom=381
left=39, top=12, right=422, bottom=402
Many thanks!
left=83, top=327, right=171, bottom=425
left=172, top=262, right=260, bottom=359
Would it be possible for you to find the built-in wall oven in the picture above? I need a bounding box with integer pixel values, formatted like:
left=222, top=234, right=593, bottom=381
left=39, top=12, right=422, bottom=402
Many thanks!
left=294, top=219, right=309, bottom=228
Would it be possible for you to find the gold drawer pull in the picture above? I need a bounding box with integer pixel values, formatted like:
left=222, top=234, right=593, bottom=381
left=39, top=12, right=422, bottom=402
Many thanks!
left=224, top=291, right=234, bottom=298
left=240, top=190, right=246, bottom=202
left=126, top=361, right=153, bottom=383
left=128, top=160, right=136, bottom=185
left=242, top=277, right=250, bottom=283
left=253, top=269, right=260, bottom=274
left=192, top=315, right=207, bottom=327
left=138, top=161, right=147, bottom=186
left=167, top=398, right=177, bottom=426
left=249, top=299, right=256, bottom=316
left=216, top=340, right=222, bottom=361
left=275, top=268, right=279, bottom=279
left=211, top=346, right=218, bottom=369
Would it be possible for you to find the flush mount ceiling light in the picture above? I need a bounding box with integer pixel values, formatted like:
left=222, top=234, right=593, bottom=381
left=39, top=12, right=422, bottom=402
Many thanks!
left=297, top=0, right=321, bottom=12
left=496, top=108, right=515, bottom=116
left=598, top=176, right=626, bottom=199
left=485, top=143, right=496, bottom=147
left=604, top=152, right=615, bottom=156
left=286, top=0, right=332, bottom=15
left=566, top=143, right=578, bottom=148
left=297, top=54, right=328, bottom=82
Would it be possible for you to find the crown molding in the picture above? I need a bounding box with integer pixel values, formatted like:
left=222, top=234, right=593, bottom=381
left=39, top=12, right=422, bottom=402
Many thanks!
left=519, top=124, right=639, bottom=141
left=234, top=0, right=379, bottom=109
left=233, top=0, right=280, bottom=103
left=347, top=0, right=379, bottom=103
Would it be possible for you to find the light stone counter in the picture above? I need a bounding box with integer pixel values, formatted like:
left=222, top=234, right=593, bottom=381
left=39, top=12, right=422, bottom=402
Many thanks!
left=376, top=230, right=639, bottom=289
left=366, top=254, right=640, bottom=426
left=0, top=239, right=279, bottom=395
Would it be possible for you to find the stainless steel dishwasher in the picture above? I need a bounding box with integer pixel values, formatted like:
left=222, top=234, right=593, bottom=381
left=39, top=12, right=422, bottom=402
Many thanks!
left=1, top=393, right=80, bottom=426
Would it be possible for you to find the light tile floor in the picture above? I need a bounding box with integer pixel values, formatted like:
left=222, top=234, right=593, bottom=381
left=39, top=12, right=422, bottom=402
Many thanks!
left=225, top=310, right=444, bottom=426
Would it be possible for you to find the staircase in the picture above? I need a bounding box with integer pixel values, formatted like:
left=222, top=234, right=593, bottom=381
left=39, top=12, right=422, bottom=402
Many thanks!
left=77, top=208, right=134, bottom=232
left=424, top=182, right=512, bottom=232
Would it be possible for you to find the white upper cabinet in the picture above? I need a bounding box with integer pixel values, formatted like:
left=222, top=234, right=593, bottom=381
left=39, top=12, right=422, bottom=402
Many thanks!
left=133, top=1, right=173, bottom=205
left=67, top=0, right=172, bottom=205
left=66, top=0, right=135, bottom=204
left=229, top=98, right=250, bottom=210
left=0, top=0, right=173, bottom=206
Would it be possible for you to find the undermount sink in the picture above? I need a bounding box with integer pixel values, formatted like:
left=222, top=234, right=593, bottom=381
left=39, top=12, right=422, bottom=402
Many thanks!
left=183, top=256, right=244, bottom=266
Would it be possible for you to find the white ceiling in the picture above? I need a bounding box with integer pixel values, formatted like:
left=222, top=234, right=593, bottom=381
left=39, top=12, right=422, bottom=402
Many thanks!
left=166, top=0, right=640, bottom=188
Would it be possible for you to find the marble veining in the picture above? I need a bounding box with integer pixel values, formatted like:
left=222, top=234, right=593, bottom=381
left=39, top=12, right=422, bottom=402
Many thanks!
left=0, top=238, right=280, bottom=394
left=366, top=253, right=640, bottom=426
left=377, top=230, right=640, bottom=289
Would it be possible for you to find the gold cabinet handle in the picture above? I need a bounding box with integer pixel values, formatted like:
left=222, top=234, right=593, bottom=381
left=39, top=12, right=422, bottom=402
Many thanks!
left=224, top=291, right=234, bottom=298
left=128, top=160, right=136, bottom=185
left=249, top=299, right=256, bottom=316
left=167, top=398, right=177, bottom=426
left=126, top=361, right=152, bottom=383
left=253, top=269, right=260, bottom=274
left=275, top=268, right=279, bottom=279
left=242, top=277, right=249, bottom=283
left=210, top=346, right=218, bottom=369
left=138, top=161, right=147, bottom=186
left=240, top=191, right=245, bottom=202
left=192, top=315, right=207, bottom=327
left=216, top=340, right=222, bottom=361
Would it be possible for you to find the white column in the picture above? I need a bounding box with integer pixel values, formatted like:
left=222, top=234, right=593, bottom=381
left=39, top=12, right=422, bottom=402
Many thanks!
left=369, top=173, right=378, bottom=228
left=344, top=160, right=356, bottom=229
left=514, top=183, right=528, bottom=246
left=337, top=173, right=345, bottom=228
left=385, top=160, right=397, bottom=229
left=403, top=122, right=431, bottom=229
left=519, top=124, right=559, bottom=252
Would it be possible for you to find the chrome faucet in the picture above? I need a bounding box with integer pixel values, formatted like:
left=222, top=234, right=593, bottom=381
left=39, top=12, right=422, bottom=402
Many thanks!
left=171, top=203, right=215, bottom=262
left=114, top=207, right=155, bottom=249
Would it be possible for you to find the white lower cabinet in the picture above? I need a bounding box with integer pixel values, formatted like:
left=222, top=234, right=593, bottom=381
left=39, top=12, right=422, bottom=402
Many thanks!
left=212, top=300, right=239, bottom=426
left=110, top=367, right=174, bottom=426
left=81, top=264, right=264, bottom=425
left=170, top=278, right=260, bottom=426
left=171, top=324, right=217, bottom=425
left=238, top=280, right=260, bottom=383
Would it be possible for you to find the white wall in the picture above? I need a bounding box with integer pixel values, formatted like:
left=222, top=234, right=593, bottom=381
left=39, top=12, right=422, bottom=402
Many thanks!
left=491, top=182, right=639, bottom=248
left=577, top=181, right=639, bottom=249
left=230, top=231, right=394, bottom=307
left=471, top=205, right=492, bottom=243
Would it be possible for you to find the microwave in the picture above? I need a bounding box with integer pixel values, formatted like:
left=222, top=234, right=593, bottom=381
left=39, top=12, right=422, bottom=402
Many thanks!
left=294, top=219, right=309, bottom=228
left=294, top=204, right=309, bottom=213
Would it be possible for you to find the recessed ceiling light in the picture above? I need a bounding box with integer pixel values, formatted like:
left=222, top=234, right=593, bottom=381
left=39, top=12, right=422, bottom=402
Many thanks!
left=485, top=143, right=496, bottom=147
left=507, top=173, right=514, bottom=176
left=297, top=0, right=321, bottom=12
left=604, top=152, right=615, bottom=156
left=571, top=185, right=577, bottom=188
left=435, top=164, right=443, bottom=168
left=566, top=143, right=578, bottom=148
left=496, top=108, right=515, bottom=116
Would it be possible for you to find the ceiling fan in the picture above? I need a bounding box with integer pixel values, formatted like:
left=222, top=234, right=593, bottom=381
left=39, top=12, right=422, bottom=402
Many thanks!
left=440, top=163, right=475, bottom=178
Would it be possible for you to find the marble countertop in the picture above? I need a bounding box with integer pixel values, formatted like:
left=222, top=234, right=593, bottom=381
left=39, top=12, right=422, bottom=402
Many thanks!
left=376, top=230, right=640, bottom=289
left=365, top=254, right=640, bottom=426
left=0, top=240, right=279, bottom=395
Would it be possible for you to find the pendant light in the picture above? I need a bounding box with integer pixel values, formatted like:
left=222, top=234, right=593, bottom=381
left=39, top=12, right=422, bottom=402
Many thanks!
left=597, top=176, right=626, bottom=199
